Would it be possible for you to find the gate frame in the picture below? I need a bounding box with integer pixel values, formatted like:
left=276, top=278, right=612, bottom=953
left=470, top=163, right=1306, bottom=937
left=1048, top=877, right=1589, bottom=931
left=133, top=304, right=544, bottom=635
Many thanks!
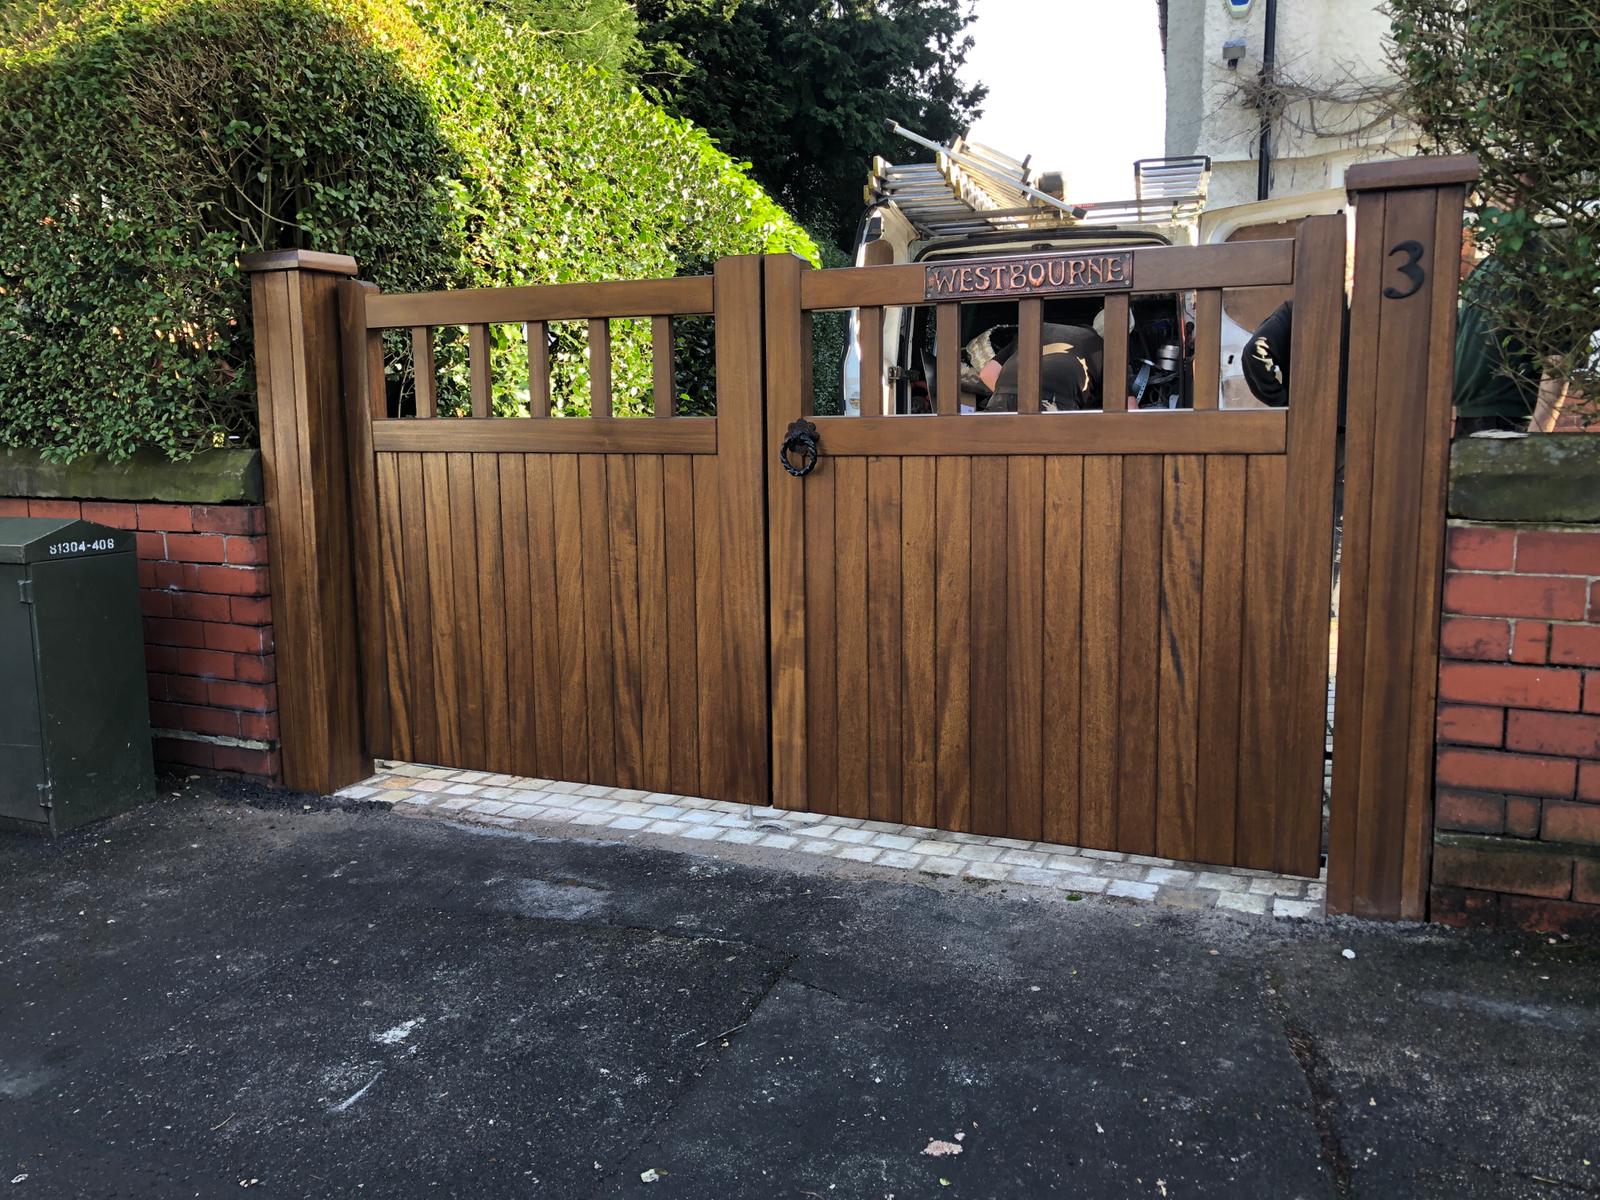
left=759, top=223, right=1345, bottom=876
left=245, top=156, right=1477, bottom=921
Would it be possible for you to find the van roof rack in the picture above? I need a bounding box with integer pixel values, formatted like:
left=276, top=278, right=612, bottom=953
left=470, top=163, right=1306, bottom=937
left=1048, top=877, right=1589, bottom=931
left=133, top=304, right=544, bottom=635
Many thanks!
left=868, top=122, right=1210, bottom=238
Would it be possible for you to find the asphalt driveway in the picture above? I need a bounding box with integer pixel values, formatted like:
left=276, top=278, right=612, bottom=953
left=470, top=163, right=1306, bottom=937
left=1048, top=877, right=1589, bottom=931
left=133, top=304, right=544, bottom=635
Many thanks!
left=2, top=780, right=1597, bottom=1198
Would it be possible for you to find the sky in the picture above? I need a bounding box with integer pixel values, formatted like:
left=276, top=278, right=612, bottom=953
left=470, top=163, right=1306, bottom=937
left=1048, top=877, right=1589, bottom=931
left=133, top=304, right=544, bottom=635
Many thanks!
left=957, top=0, right=1167, bottom=203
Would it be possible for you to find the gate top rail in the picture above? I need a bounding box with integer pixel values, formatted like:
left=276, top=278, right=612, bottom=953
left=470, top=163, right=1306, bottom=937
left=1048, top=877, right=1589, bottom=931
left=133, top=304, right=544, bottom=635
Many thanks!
left=798, top=239, right=1294, bottom=310
left=364, top=274, right=713, bottom=329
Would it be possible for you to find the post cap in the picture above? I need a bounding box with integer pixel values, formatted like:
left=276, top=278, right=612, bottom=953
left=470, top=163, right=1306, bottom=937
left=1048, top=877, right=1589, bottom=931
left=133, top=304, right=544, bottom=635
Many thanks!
left=238, top=249, right=360, bottom=276
left=1345, top=154, right=1480, bottom=198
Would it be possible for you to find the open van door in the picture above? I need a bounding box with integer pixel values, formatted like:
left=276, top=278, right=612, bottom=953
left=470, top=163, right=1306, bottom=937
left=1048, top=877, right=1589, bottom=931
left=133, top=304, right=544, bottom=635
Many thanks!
left=1197, top=188, right=1352, bottom=407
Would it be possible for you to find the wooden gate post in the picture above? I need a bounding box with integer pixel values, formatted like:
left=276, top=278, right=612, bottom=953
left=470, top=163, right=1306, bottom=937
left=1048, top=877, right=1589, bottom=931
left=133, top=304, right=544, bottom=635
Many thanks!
left=1328, top=155, right=1479, bottom=920
left=240, top=250, right=369, bottom=794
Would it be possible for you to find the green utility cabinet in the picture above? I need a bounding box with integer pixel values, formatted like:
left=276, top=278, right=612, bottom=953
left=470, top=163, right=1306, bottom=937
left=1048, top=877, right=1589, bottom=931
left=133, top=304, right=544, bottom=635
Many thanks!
left=0, top=517, right=154, bottom=835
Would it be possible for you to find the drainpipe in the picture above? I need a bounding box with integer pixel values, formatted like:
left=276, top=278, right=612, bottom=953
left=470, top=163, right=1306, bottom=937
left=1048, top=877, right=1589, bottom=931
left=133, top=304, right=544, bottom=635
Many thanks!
left=1256, top=0, right=1278, bottom=201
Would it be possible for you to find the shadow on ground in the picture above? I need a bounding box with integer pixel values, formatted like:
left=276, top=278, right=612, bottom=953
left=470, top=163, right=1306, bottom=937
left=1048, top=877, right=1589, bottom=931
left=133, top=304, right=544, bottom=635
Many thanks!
left=2, top=779, right=1597, bottom=1198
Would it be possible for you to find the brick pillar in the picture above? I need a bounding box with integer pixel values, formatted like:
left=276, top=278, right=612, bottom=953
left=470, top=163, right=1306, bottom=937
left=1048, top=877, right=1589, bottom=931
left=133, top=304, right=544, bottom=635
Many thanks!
left=240, top=250, right=369, bottom=793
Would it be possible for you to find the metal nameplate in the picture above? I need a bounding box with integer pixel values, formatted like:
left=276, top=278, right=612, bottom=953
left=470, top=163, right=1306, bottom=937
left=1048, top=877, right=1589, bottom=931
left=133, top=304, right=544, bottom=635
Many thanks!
left=924, top=251, right=1134, bottom=301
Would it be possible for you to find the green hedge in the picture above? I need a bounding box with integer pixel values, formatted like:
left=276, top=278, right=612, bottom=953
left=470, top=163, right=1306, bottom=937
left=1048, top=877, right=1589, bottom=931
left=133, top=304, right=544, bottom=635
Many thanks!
left=0, top=0, right=817, bottom=461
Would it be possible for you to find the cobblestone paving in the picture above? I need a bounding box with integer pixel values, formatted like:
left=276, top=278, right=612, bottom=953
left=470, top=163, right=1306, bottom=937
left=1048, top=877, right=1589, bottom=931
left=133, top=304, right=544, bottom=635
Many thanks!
left=343, top=762, right=1328, bottom=920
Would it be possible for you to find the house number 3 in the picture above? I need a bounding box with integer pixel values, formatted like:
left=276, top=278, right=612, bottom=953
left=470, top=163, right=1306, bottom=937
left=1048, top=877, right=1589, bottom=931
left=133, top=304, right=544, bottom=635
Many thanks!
left=1383, top=240, right=1426, bottom=300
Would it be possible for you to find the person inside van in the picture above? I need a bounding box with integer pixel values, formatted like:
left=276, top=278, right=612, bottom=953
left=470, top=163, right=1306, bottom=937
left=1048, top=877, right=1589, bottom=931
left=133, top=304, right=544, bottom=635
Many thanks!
left=984, top=321, right=1105, bottom=411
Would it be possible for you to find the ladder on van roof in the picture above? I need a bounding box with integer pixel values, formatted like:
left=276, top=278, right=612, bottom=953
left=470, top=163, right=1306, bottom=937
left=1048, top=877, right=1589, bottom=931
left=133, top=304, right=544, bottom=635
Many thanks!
left=867, top=121, right=1210, bottom=238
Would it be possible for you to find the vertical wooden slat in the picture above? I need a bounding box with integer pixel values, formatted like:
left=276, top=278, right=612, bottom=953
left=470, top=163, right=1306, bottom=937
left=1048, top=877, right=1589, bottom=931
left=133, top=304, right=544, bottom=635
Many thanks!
left=1079, top=456, right=1122, bottom=848
left=662, top=456, right=701, bottom=796
left=473, top=456, right=509, bottom=773
left=834, top=457, right=870, bottom=820
left=1116, top=454, right=1162, bottom=855
left=338, top=279, right=389, bottom=760
left=374, top=452, right=410, bottom=760
left=711, top=255, right=771, bottom=807
left=1042, top=456, right=1084, bottom=846
left=397, top=454, right=439, bottom=767
left=1277, top=214, right=1347, bottom=876
left=1236, top=454, right=1290, bottom=869
left=447, top=452, right=485, bottom=767
left=858, top=306, right=884, bottom=416
left=652, top=317, right=676, bottom=418
left=468, top=323, right=492, bottom=418
left=606, top=453, right=644, bottom=788
left=934, top=457, right=973, bottom=832
left=411, top=327, right=436, bottom=418
left=764, top=255, right=809, bottom=810
left=578, top=454, right=617, bottom=782
left=901, top=456, right=937, bottom=830
left=636, top=455, right=671, bottom=791
left=589, top=318, right=612, bottom=419
left=867, top=455, right=903, bottom=823
left=1192, top=290, right=1222, bottom=410
left=552, top=454, right=590, bottom=781
left=1101, top=293, right=1129, bottom=413
left=936, top=303, right=961, bottom=415
left=1016, top=298, right=1043, bottom=415
left=524, top=455, right=564, bottom=776
left=1005, top=456, right=1045, bottom=839
left=527, top=320, right=550, bottom=418
left=804, top=463, right=839, bottom=815
left=1195, top=456, right=1246, bottom=866
left=498, top=454, right=535, bottom=777
left=969, top=455, right=1009, bottom=836
left=1156, top=454, right=1205, bottom=862
left=693, top=455, right=728, bottom=799
left=420, top=453, right=459, bottom=763
left=364, top=323, right=386, bottom=420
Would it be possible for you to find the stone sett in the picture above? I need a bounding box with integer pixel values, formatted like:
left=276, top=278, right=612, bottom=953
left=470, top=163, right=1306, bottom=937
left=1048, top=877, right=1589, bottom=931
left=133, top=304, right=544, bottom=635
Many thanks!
left=836, top=846, right=882, bottom=864
left=1107, top=880, right=1159, bottom=901
left=1000, top=849, right=1050, bottom=869
left=877, top=850, right=924, bottom=871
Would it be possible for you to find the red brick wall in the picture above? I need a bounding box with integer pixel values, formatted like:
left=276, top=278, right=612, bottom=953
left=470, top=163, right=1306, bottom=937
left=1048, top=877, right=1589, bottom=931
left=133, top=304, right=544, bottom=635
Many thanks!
left=0, top=496, right=279, bottom=781
left=1433, top=521, right=1600, bottom=933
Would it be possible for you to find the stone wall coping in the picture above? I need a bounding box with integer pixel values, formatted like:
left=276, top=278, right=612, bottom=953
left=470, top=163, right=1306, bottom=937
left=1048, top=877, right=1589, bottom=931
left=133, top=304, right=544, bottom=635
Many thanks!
left=0, top=448, right=262, bottom=505
left=1449, top=434, right=1600, bottom=525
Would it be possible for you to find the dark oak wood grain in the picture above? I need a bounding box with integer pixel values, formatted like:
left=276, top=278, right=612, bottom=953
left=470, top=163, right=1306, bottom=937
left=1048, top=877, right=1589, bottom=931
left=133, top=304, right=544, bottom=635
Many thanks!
left=1329, top=166, right=1471, bottom=919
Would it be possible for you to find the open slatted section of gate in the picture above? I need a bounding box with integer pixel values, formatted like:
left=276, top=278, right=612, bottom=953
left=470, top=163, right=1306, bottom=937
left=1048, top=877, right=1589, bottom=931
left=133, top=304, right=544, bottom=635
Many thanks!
left=337, top=261, right=769, bottom=806
left=765, top=225, right=1344, bottom=875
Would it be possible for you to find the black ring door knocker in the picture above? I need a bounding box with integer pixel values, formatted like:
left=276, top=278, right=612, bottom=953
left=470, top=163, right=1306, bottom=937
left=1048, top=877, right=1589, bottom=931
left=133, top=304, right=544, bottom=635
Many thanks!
left=778, top=418, right=820, bottom=478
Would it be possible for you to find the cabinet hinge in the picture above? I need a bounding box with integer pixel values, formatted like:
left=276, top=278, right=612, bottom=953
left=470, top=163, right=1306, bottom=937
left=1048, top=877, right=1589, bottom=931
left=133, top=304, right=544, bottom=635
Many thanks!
left=17, top=578, right=33, bottom=604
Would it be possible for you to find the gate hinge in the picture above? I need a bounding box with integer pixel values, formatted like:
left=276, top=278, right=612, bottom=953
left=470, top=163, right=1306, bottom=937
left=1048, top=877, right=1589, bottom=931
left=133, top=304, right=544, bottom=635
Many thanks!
left=17, top=578, right=33, bottom=604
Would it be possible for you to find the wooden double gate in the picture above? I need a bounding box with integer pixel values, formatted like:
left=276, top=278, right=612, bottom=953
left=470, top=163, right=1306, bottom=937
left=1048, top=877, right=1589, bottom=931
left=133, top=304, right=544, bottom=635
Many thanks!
left=248, top=156, right=1474, bottom=912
